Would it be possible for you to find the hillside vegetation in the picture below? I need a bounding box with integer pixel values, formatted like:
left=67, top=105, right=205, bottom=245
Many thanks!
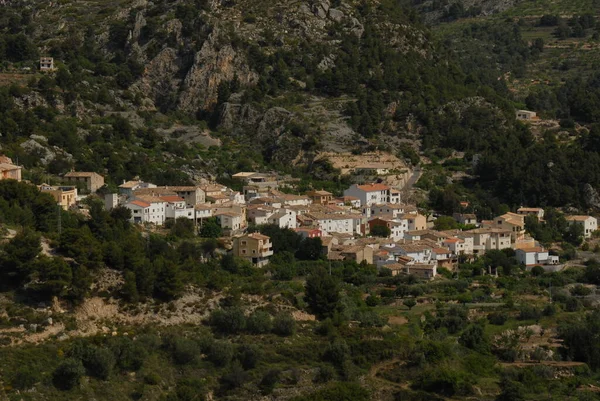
left=2, top=0, right=600, bottom=400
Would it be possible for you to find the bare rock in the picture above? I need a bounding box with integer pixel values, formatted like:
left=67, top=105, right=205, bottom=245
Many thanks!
left=133, top=47, right=181, bottom=110
left=583, top=183, right=600, bottom=210
left=178, top=27, right=258, bottom=112
left=328, top=8, right=344, bottom=23
left=130, top=11, right=146, bottom=43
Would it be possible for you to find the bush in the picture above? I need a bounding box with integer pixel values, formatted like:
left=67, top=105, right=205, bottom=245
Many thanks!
left=365, top=295, right=380, bottom=306
left=530, top=266, right=545, bottom=276
left=209, top=307, right=246, bottom=334
left=219, top=362, right=249, bottom=393
left=324, top=339, right=350, bottom=365
left=246, top=310, right=272, bottom=334
left=542, top=304, right=557, bottom=316
left=272, top=312, right=296, bottom=336
left=487, top=311, right=508, bottom=325
left=314, top=365, right=335, bottom=383
left=208, top=340, right=234, bottom=367
left=144, top=372, right=161, bottom=385
left=413, top=366, right=474, bottom=397
left=109, top=337, right=148, bottom=371
left=518, top=305, right=541, bottom=321
left=570, top=285, right=592, bottom=297
left=459, top=324, right=489, bottom=353
left=53, top=358, right=85, bottom=390
left=84, top=346, right=115, bottom=380
left=260, top=369, right=281, bottom=394
left=171, top=337, right=200, bottom=365
left=237, top=344, right=261, bottom=370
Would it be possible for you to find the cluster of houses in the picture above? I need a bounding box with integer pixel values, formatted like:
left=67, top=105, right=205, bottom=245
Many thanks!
left=1, top=161, right=598, bottom=278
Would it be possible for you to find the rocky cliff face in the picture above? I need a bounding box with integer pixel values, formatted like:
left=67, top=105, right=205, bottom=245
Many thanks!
left=178, top=28, right=258, bottom=112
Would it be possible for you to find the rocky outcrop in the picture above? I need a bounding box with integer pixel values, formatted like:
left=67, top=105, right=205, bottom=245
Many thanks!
left=133, top=47, right=182, bottom=110
left=20, top=136, right=73, bottom=165
left=583, top=184, right=600, bottom=210
left=178, top=28, right=258, bottom=112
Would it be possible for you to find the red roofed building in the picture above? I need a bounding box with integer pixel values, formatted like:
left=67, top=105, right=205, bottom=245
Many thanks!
left=125, top=197, right=166, bottom=225
left=344, top=183, right=400, bottom=207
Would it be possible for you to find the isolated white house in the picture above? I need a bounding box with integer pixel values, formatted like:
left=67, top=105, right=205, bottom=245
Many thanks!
left=566, top=215, right=598, bottom=239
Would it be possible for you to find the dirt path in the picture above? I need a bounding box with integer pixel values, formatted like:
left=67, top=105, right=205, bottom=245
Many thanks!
left=367, top=358, right=406, bottom=389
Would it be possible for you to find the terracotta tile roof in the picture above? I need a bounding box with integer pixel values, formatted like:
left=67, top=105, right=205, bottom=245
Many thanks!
left=160, top=195, right=185, bottom=203
left=135, top=195, right=165, bottom=204
left=119, top=180, right=140, bottom=189
left=65, top=172, right=101, bottom=178
left=307, top=190, right=333, bottom=196
left=517, top=207, right=543, bottom=212
left=247, top=233, right=270, bottom=241
left=357, top=183, right=390, bottom=192
left=566, top=215, right=593, bottom=222
left=129, top=200, right=150, bottom=208
left=518, top=247, right=544, bottom=253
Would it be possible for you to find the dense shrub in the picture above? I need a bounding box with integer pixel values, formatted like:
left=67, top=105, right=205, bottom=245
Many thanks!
left=53, top=358, right=85, bottom=390
left=246, top=310, right=272, bottom=334
left=272, top=312, right=296, bottom=336
left=208, top=340, right=234, bottom=367
left=209, top=307, right=246, bottom=334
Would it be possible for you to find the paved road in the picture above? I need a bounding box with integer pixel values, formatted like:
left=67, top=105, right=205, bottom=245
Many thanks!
left=403, top=166, right=422, bottom=192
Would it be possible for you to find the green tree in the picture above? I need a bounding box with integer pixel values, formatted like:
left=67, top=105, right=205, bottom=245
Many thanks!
left=459, top=324, right=490, bottom=353
left=434, top=216, right=460, bottom=230
left=296, top=237, right=323, bottom=260
left=210, top=307, right=247, bottom=334
left=31, top=256, right=73, bottom=299
left=403, top=298, right=417, bottom=310
left=0, top=228, right=41, bottom=286
left=122, top=270, right=139, bottom=302
left=247, top=310, right=273, bottom=334
left=199, top=217, right=223, bottom=238
left=153, top=258, right=183, bottom=301
left=272, top=312, right=296, bottom=336
left=52, top=358, right=85, bottom=390
left=370, top=225, right=391, bottom=237
left=304, top=267, right=341, bottom=319
left=170, top=217, right=196, bottom=238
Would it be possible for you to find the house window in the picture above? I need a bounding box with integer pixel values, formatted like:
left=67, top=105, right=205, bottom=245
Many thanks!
left=242, top=249, right=246, bottom=254
left=252, top=250, right=256, bottom=254
left=241, top=241, right=247, bottom=246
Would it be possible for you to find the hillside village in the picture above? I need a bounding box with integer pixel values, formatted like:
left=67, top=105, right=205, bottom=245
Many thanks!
left=3, top=154, right=596, bottom=281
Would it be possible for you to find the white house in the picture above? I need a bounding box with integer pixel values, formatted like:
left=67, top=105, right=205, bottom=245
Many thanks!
left=516, top=247, right=559, bottom=267
left=396, top=243, right=433, bottom=264
left=468, top=228, right=512, bottom=254
left=216, top=212, right=243, bottom=231
left=125, top=199, right=166, bottom=225
left=344, top=183, right=399, bottom=207
left=119, top=180, right=156, bottom=198
left=161, top=196, right=195, bottom=220
left=442, top=237, right=466, bottom=255
left=268, top=209, right=298, bottom=229
left=194, top=204, right=213, bottom=220
left=306, top=213, right=354, bottom=235
left=276, top=194, right=312, bottom=206
left=566, top=215, right=598, bottom=239
left=516, top=207, right=544, bottom=220
left=371, top=204, right=407, bottom=218
left=453, top=213, right=477, bottom=226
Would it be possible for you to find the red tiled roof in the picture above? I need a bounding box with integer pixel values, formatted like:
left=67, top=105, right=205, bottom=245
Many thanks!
left=160, top=195, right=185, bottom=203
left=129, top=200, right=150, bottom=208
left=357, top=183, right=390, bottom=191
